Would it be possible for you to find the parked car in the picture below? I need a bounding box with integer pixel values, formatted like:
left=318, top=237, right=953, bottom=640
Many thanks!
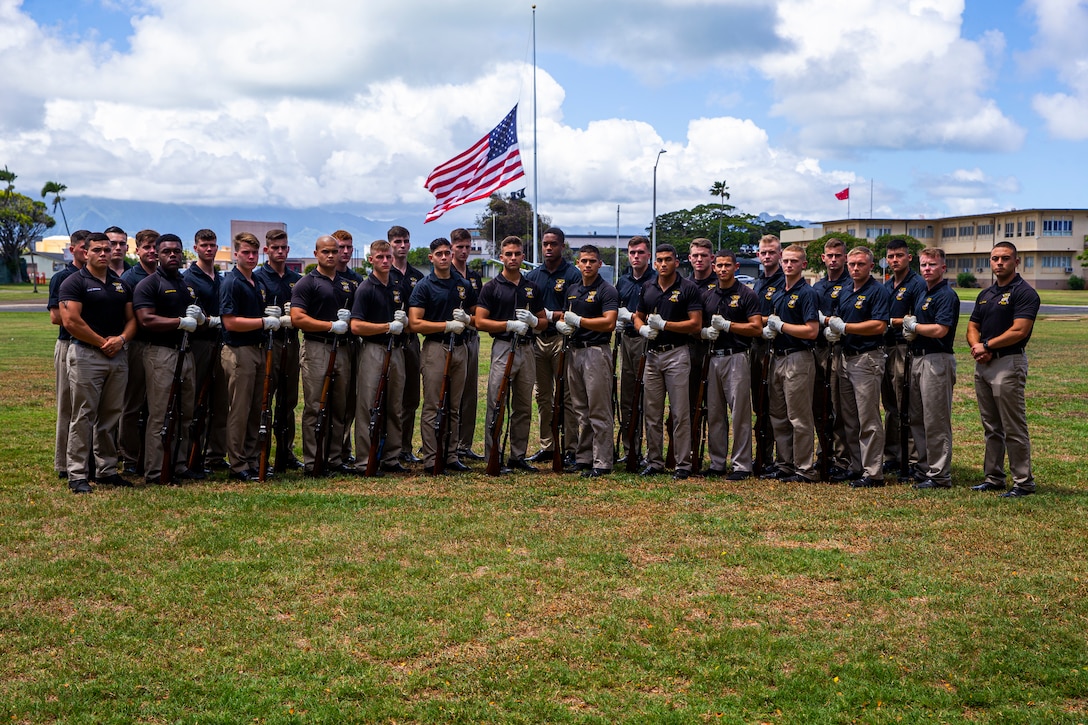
left=736, top=274, right=755, bottom=285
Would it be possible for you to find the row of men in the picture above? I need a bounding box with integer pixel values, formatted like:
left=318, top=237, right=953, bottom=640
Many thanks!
left=49, top=226, right=1039, bottom=497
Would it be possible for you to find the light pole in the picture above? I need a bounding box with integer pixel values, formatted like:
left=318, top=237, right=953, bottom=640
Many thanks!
left=651, top=148, right=666, bottom=258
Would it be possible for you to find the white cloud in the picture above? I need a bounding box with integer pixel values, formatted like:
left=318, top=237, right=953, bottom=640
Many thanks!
left=1024, top=0, right=1088, bottom=139
left=916, top=167, right=1020, bottom=216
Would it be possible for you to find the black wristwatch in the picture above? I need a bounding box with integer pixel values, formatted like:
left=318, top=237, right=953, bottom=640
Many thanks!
left=982, top=339, right=991, bottom=352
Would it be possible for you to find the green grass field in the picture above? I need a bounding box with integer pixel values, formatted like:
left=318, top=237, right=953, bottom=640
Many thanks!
left=2, top=310, right=1087, bottom=723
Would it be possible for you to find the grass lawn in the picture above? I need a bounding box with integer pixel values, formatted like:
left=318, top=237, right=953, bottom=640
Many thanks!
left=2, top=310, right=1087, bottom=723
left=953, top=286, right=1088, bottom=306
left=0, top=283, right=50, bottom=305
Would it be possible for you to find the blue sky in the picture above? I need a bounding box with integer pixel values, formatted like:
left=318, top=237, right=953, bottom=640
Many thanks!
left=2, top=0, right=1086, bottom=238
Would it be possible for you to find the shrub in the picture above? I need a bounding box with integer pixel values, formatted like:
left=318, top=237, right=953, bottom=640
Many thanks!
left=957, top=272, right=977, bottom=288
left=1069, top=275, right=1085, bottom=291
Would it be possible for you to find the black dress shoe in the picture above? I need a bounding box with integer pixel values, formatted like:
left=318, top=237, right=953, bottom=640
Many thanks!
left=726, top=471, right=751, bottom=481
left=1001, top=486, right=1035, bottom=498
left=702, top=468, right=725, bottom=478
left=780, top=474, right=813, bottom=483
left=883, top=460, right=902, bottom=474
left=444, top=460, right=471, bottom=473
left=68, top=478, right=92, bottom=494
left=459, top=449, right=485, bottom=461
left=614, top=454, right=627, bottom=465
left=206, top=460, right=230, bottom=471
left=283, top=458, right=305, bottom=471
left=230, top=470, right=258, bottom=482
left=759, top=469, right=784, bottom=480
left=639, top=465, right=664, bottom=476
left=247, top=468, right=274, bottom=480
left=673, top=469, right=690, bottom=480
left=526, top=449, right=553, bottom=463
left=381, top=462, right=411, bottom=474
left=830, top=468, right=862, bottom=483
left=399, top=452, right=423, bottom=464
left=177, top=468, right=206, bottom=480
left=850, top=476, right=885, bottom=488
left=582, top=467, right=611, bottom=478
left=509, top=457, right=538, bottom=472
left=972, top=481, right=1006, bottom=492
left=57, top=471, right=68, bottom=480
left=913, top=478, right=951, bottom=490
left=97, top=473, right=133, bottom=487
left=565, top=462, right=591, bottom=473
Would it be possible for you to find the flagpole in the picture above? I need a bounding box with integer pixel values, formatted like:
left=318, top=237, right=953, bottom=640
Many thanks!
left=531, top=4, right=539, bottom=266
left=870, top=178, right=874, bottom=219
left=615, top=204, right=620, bottom=280
left=848, top=187, right=850, bottom=219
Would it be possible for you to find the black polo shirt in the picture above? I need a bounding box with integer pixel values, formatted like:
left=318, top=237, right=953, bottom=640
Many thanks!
left=691, top=273, right=718, bottom=298
left=58, top=266, right=132, bottom=340
left=754, top=267, right=785, bottom=317
left=912, top=279, right=960, bottom=355
left=884, top=269, right=928, bottom=345
left=477, top=273, right=545, bottom=340
left=48, top=262, right=80, bottom=342
left=219, top=267, right=269, bottom=347
left=637, top=275, right=702, bottom=349
left=769, top=277, right=819, bottom=352
left=291, top=269, right=356, bottom=343
left=254, top=262, right=302, bottom=342
left=182, top=263, right=222, bottom=342
left=409, top=272, right=478, bottom=344
left=969, top=273, right=1040, bottom=351
left=838, top=276, right=891, bottom=354
left=120, top=264, right=153, bottom=289
left=703, top=279, right=761, bottom=353
left=565, top=275, right=619, bottom=347
left=133, top=268, right=196, bottom=347
left=524, top=258, right=582, bottom=334
left=350, top=272, right=404, bottom=345
left=616, top=266, right=656, bottom=339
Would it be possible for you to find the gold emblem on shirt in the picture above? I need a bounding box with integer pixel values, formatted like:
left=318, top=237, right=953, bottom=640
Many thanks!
left=854, top=294, right=866, bottom=310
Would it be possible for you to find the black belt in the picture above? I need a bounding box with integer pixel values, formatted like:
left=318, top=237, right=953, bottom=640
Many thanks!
left=495, top=335, right=532, bottom=345
left=569, top=340, right=606, bottom=349
left=843, top=347, right=881, bottom=358
left=303, top=333, right=335, bottom=344
left=362, top=336, right=402, bottom=349
left=991, top=347, right=1025, bottom=358
left=772, top=347, right=808, bottom=357
left=710, top=347, right=747, bottom=357
left=424, top=335, right=465, bottom=346
left=911, top=347, right=952, bottom=357
left=539, top=329, right=559, bottom=340
left=649, top=343, right=682, bottom=353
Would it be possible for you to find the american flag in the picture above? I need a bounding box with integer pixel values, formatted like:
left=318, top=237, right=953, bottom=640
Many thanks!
left=424, top=105, right=526, bottom=223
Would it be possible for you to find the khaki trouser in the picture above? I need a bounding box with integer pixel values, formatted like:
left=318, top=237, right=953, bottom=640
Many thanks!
left=54, top=339, right=72, bottom=474
left=66, top=343, right=128, bottom=481
left=768, top=350, right=817, bottom=480
left=189, top=338, right=229, bottom=466
left=420, top=339, right=467, bottom=468
left=840, top=349, right=886, bottom=480
left=456, top=333, right=480, bottom=453
left=618, top=334, right=646, bottom=457
left=270, top=336, right=300, bottom=461
left=882, top=343, right=917, bottom=467
left=118, top=340, right=148, bottom=467
left=974, top=352, right=1034, bottom=490
left=643, top=345, right=691, bottom=472
left=568, top=344, right=614, bottom=469
left=813, top=345, right=849, bottom=470
left=706, top=350, right=753, bottom=474
left=909, top=352, right=956, bottom=485
left=300, top=337, right=350, bottom=470
left=484, top=339, right=536, bottom=462
left=221, top=343, right=266, bottom=474
left=399, top=334, right=421, bottom=455
left=534, top=333, right=577, bottom=455
left=340, top=335, right=359, bottom=462
left=355, top=341, right=406, bottom=472
left=142, top=344, right=196, bottom=481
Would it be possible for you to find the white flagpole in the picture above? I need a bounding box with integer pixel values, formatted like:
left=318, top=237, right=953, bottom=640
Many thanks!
left=531, top=5, right=539, bottom=266
left=615, top=204, right=620, bottom=280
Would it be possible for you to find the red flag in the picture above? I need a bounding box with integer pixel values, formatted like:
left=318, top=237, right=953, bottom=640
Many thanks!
left=424, top=105, right=525, bottom=223
left=835, top=187, right=850, bottom=201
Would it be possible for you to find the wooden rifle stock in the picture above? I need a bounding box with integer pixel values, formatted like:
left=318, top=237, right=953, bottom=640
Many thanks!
left=814, top=345, right=836, bottom=481
left=313, top=335, right=340, bottom=477
left=753, top=344, right=773, bottom=475
left=365, top=336, right=394, bottom=477
left=257, top=330, right=276, bottom=482
left=186, top=338, right=221, bottom=471
left=689, top=341, right=711, bottom=475
left=272, top=333, right=294, bottom=473
left=432, top=331, right=456, bottom=475
left=485, top=332, right=521, bottom=476
left=551, top=333, right=570, bottom=473
left=899, top=346, right=913, bottom=479
left=624, top=352, right=647, bottom=473
left=159, top=331, right=189, bottom=485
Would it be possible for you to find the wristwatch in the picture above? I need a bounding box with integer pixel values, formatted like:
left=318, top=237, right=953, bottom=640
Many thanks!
left=982, top=339, right=991, bottom=352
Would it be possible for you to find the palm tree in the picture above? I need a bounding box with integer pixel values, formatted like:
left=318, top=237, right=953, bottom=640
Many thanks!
left=41, top=181, right=70, bottom=236
left=0, top=166, right=15, bottom=197
left=709, top=180, right=730, bottom=246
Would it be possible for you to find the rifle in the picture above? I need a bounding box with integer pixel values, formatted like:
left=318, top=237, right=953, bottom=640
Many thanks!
left=257, top=329, right=275, bottom=482
left=159, top=331, right=189, bottom=485
left=272, top=332, right=294, bottom=473
left=899, top=346, right=913, bottom=479
left=753, top=343, right=773, bottom=475
left=365, top=336, right=394, bottom=477
left=551, top=328, right=570, bottom=473
left=610, top=333, right=621, bottom=456
left=813, top=345, right=836, bottom=481
left=432, top=330, right=456, bottom=475
left=186, top=338, right=222, bottom=472
left=624, top=351, right=647, bottom=473
left=313, top=335, right=341, bottom=477
left=486, top=325, right=523, bottom=476
left=689, top=340, right=711, bottom=475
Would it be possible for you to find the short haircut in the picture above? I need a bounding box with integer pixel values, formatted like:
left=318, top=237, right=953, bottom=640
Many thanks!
left=578, top=244, right=601, bottom=259
left=783, top=244, right=807, bottom=257
left=886, top=238, right=909, bottom=252
left=429, top=237, right=451, bottom=252
left=332, top=229, right=353, bottom=242
left=103, top=226, right=126, bottom=237
left=715, top=249, right=737, bottom=264
left=450, top=228, right=472, bottom=243
left=370, top=240, right=391, bottom=255
left=848, top=246, right=875, bottom=264
left=919, top=247, right=945, bottom=262
left=233, top=232, right=260, bottom=252
left=194, top=229, right=217, bottom=243
left=155, top=233, right=182, bottom=249
left=501, top=235, right=524, bottom=250
left=758, top=234, right=781, bottom=250
left=265, top=229, right=287, bottom=244
left=87, top=232, right=110, bottom=244
left=628, top=235, right=650, bottom=250
left=387, top=225, right=409, bottom=241
left=993, top=241, right=1018, bottom=256
left=657, top=244, right=677, bottom=258
left=824, top=238, right=846, bottom=253
left=70, top=230, right=91, bottom=246
left=135, top=229, right=159, bottom=246
left=543, top=226, right=565, bottom=244
left=689, top=238, right=713, bottom=253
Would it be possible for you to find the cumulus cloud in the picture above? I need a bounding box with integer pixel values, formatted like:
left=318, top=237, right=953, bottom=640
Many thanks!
left=1024, top=0, right=1088, bottom=139
left=916, top=167, right=1020, bottom=216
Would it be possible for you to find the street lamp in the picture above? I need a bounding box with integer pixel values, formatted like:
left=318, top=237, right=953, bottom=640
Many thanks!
left=652, top=148, right=667, bottom=258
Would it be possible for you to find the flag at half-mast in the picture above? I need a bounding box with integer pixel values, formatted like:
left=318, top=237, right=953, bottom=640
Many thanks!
left=835, top=187, right=850, bottom=200
left=424, top=105, right=525, bottom=223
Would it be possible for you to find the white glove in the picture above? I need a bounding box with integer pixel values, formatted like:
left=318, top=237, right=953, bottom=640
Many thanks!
left=618, top=307, right=633, bottom=324
left=819, top=311, right=828, bottom=326
left=647, top=313, right=666, bottom=331
left=639, top=325, right=659, bottom=340
left=710, top=314, right=727, bottom=331
left=761, top=325, right=777, bottom=340
left=701, top=326, right=720, bottom=341
left=388, top=320, right=404, bottom=335
left=452, top=308, right=471, bottom=325
left=178, top=316, right=198, bottom=333
left=903, top=329, right=918, bottom=342
left=264, top=305, right=282, bottom=318
left=336, top=308, right=351, bottom=323
left=824, top=327, right=842, bottom=343
left=444, top=320, right=466, bottom=334
left=828, top=316, right=847, bottom=335
left=279, top=314, right=293, bottom=329
left=330, top=319, right=349, bottom=335
left=185, top=304, right=206, bottom=325
left=262, top=316, right=281, bottom=331
left=543, top=308, right=554, bottom=322
left=515, top=308, right=536, bottom=326
left=208, top=316, right=222, bottom=329
left=506, top=320, right=529, bottom=336
left=556, top=321, right=574, bottom=336
left=615, top=318, right=626, bottom=333
left=767, top=314, right=784, bottom=333
left=902, top=315, right=918, bottom=334
left=393, top=310, right=407, bottom=323
left=563, top=311, right=582, bottom=328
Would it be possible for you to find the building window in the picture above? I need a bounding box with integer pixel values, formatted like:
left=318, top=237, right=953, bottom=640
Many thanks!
left=959, top=257, right=972, bottom=270
left=847, top=228, right=856, bottom=237
left=1041, top=255, right=1072, bottom=268
left=959, top=225, right=974, bottom=237
left=1004, top=223, right=1015, bottom=238
left=942, top=227, right=957, bottom=238
left=977, top=223, right=994, bottom=236
left=1023, top=255, right=1033, bottom=269
left=1024, top=220, right=1036, bottom=236
left=1042, top=216, right=1073, bottom=236
left=865, top=226, right=891, bottom=238
left=907, top=226, right=934, bottom=239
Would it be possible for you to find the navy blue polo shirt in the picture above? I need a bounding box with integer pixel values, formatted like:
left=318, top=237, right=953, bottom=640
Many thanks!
left=409, top=271, right=478, bottom=344
left=182, top=263, right=222, bottom=342
left=703, top=279, right=761, bottom=352
left=616, top=266, right=656, bottom=338
left=884, top=269, right=928, bottom=345
left=58, top=266, right=132, bottom=340
left=48, top=262, right=80, bottom=341
left=637, top=275, right=702, bottom=349
left=769, top=277, right=819, bottom=352
left=812, top=270, right=849, bottom=348
left=133, top=268, right=196, bottom=347
left=350, top=271, right=404, bottom=345
left=838, top=276, right=891, bottom=354
left=219, top=267, right=269, bottom=347
left=477, top=273, right=545, bottom=340
left=753, top=267, right=785, bottom=317
left=565, top=275, right=619, bottom=347
left=912, top=279, right=960, bottom=355
left=969, top=274, right=1040, bottom=351
left=120, top=263, right=152, bottom=289
left=254, top=262, right=302, bottom=341
left=524, top=258, right=582, bottom=333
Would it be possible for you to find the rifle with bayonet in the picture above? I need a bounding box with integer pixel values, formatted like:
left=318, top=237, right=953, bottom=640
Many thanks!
left=432, top=329, right=456, bottom=475
left=753, top=340, right=773, bottom=476
left=313, top=335, right=340, bottom=477
left=690, top=339, right=711, bottom=475
left=899, top=345, right=913, bottom=480
left=486, top=318, right=524, bottom=477
left=365, top=335, right=394, bottom=477
left=159, top=330, right=190, bottom=485
left=257, top=329, right=276, bottom=482
left=272, top=322, right=295, bottom=473
left=551, top=308, right=571, bottom=474
left=187, top=337, right=222, bottom=472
